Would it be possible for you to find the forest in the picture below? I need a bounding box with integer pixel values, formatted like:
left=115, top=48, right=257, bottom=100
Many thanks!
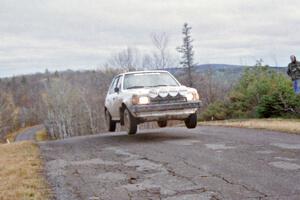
left=0, top=65, right=231, bottom=140
left=1, top=62, right=298, bottom=140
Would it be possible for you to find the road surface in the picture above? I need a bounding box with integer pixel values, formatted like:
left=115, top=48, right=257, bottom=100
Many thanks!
left=15, top=125, right=44, bottom=141
left=39, top=126, right=300, bottom=200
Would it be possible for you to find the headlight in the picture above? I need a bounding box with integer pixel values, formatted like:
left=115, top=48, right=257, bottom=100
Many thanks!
left=193, top=91, right=200, bottom=100
left=186, top=92, right=194, bottom=101
left=132, top=95, right=150, bottom=105
left=186, top=91, right=200, bottom=101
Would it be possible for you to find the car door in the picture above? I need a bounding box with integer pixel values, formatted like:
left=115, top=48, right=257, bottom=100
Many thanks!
left=112, top=75, right=124, bottom=119
left=106, top=76, right=119, bottom=117
left=109, top=76, right=122, bottom=119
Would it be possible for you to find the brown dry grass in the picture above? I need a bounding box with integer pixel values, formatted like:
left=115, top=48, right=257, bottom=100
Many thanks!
left=201, top=118, right=300, bottom=134
left=0, top=141, right=50, bottom=200
left=35, top=129, right=48, bottom=142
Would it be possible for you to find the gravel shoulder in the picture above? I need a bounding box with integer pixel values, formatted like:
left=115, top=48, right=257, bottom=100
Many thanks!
left=39, top=126, right=300, bottom=200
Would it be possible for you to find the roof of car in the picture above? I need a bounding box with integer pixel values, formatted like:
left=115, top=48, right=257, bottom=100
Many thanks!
left=118, top=70, right=169, bottom=76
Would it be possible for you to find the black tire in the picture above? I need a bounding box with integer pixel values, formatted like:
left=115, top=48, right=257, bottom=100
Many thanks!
left=185, top=113, right=197, bottom=129
left=105, top=110, right=116, bottom=132
left=157, top=120, right=167, bottom=128
left=124, top=108, right=137, bottom=135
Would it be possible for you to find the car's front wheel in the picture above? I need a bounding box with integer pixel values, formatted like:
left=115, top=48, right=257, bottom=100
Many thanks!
left=105, top=110, right=116, bottom=132
left=185, top=113, right=197, bottom=129
left=124, top=108, right=137, bottom=135
left=157, top=120, right=167, bottom=128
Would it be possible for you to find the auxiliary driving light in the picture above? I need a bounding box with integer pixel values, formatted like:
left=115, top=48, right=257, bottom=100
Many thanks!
left=149, top=89, right=159, bottom=98
left=158, top=89, right=168, bottom=98
left=169, top=88, right=178, bottom=97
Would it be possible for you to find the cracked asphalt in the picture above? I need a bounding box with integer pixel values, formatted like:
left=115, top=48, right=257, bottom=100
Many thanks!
left=39, top=126, right=300, bottom=200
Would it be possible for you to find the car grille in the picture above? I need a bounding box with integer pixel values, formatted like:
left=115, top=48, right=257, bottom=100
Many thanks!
left=150, top=94, right=187, bottom=104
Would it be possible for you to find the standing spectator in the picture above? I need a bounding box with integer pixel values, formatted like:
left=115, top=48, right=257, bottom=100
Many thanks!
left=287, top=55, right=300, bottom=94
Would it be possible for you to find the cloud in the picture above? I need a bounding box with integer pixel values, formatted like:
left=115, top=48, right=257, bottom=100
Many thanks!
left=0, top=0, right=299, bottom=77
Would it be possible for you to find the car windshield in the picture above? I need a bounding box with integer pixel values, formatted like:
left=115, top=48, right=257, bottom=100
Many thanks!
left=123, top=72, right=179, bottom=90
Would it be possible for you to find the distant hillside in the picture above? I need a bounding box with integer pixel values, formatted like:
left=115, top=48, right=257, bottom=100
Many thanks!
left=166, top=64, right=287, bottom=83
left=167, top=64, right=286, bottom=74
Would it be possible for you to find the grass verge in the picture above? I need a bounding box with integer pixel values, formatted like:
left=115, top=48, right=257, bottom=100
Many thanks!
left=35, top=129, right=49, bottom=142
left=201, top=118, right=300, bottom=134
left=0, top=141, right=50, bottom=200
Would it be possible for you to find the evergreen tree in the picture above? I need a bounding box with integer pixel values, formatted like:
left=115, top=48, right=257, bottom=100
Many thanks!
left=177, top=23, right=195, bottom=87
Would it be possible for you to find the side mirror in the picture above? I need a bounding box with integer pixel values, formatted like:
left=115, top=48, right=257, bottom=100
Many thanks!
left=114, top=87, right=120, bottom=93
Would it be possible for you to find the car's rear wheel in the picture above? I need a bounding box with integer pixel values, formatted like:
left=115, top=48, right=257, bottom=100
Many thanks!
left=105, top=110, right=116, bottom=132
left=185, top=113, right=197, bottom=129
left=124, top=108, right=137, bottom=135
left=157, top=120, right=167, bottom=128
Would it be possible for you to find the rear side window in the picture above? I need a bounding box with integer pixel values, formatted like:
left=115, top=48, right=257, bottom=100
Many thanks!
left=109, top=76, right=120, bottom=94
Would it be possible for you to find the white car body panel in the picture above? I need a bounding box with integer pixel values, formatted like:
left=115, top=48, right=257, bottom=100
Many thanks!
left=105, top=70, right=201, bottom=123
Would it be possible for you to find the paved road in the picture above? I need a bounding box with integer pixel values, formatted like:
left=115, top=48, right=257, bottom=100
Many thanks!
left=39, top=126, right=300, bottom=200
left=15, top=125, right=44, bottom=141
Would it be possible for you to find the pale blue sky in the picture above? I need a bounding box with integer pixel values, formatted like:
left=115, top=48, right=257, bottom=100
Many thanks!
left=1, top=0, right=299, bottom=77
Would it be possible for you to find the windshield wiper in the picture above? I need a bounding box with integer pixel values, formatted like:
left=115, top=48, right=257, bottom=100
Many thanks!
left=126, top=86, right=145, bottom=89
left=150, top=84, right=177, bottom=87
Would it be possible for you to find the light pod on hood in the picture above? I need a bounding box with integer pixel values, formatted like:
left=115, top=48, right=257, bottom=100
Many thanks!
left=158, top=88, right=169, bottom=98
left=178, top=86, right=188, bottom=96
left=149, top=89, right=159, bottom=98
left=169, top=88, right=179, bottom=97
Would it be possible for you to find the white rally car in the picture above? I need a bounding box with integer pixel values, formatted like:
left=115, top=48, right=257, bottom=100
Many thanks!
left=104, top=70, right=201, bottom=135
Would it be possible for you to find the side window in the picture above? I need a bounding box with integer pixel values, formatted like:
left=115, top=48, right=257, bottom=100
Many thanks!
left=109, top=76, right=119, bottom=94
left=109, top=77, right=117, bottom=94
left=116, top=76, right=122, bottom=90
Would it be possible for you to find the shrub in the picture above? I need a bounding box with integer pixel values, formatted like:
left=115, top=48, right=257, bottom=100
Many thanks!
left=200, top=101, right=229, bottom=120
left=202, top=65, right=300, bottom=120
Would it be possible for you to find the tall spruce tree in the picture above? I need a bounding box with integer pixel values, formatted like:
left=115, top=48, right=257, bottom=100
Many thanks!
left=177, top=23, right=194, bottom=87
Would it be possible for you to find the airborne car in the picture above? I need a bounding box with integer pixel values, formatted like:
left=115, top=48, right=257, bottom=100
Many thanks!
left=104, top=70, right=201, bottom=134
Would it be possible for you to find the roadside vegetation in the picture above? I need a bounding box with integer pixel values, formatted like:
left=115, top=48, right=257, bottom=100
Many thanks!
left=201, top=62, right=300, bottom=121
left=35, top=129, right=49, bottom=142
left=0, top=142, right=50, bottom=200
left=1, top=63, right=297, bottom=140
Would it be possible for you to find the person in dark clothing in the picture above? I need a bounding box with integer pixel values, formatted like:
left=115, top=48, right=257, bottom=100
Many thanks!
left=287, top=55, right=300, bottom=94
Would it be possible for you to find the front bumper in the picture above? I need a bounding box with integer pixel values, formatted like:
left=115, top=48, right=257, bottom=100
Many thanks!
left=129, top=101, right=201, bottom=122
